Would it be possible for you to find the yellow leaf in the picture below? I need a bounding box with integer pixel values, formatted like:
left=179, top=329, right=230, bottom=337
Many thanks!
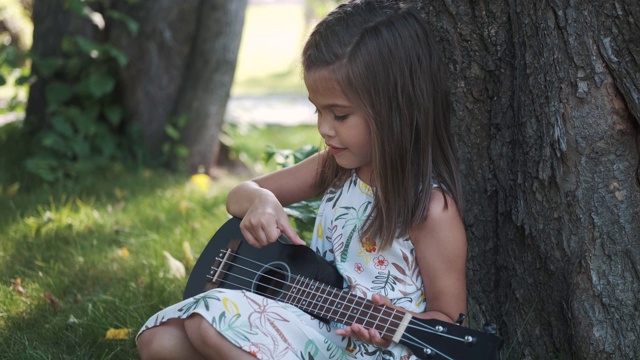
left=116, top=247, right=130, bottom=257
left=105, top=328, right=131, bottom=340
left=190, top=173, right=211, bottom=192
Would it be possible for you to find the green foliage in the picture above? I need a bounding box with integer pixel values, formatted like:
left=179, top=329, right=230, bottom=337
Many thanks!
left=0, top=38, right=30, bottom=115
left=161, top=115, right=190, bottom=169
left=264, top=144, right=318, bottom=168
left=24, top=0, right=142, bottom=182
left=222, top=122, right=321, bottom=173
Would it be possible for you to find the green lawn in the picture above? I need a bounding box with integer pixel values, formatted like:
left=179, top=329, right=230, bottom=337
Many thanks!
left=0, top=121, right=318, bottom=359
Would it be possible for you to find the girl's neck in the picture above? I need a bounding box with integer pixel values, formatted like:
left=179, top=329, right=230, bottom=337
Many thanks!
left=356, top=166, right=374, bottom=186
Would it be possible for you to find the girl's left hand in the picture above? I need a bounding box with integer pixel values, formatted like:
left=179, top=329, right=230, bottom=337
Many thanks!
left=335, top=294, right=394, bottom=348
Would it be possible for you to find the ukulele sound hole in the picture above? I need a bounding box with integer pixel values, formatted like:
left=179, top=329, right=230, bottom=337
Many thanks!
left=253, top=261, right=290, bottom=300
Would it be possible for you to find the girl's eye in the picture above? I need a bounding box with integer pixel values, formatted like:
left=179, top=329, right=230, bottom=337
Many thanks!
left=334, top=114, right=349, bottom=121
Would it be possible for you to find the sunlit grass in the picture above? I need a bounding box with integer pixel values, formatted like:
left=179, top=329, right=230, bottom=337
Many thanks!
left=223, top=122, right=321, bottom=173
left=0, top=121, right=317, bottom=359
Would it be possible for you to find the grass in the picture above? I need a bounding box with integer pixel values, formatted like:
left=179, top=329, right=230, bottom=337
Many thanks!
left=0, top=121, right=319, bottom=359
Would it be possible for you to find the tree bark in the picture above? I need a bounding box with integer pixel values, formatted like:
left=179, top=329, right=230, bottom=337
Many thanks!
left=174, top=0, right=247, bottom=174
left=419, top=0, right=640, bottom=358
left=108, top=0, right=198, bottom=159
left=109, top=0, right=247, bottom=171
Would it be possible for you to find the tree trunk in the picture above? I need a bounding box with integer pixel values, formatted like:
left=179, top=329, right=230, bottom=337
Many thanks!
left=25, top=0, right=97, bottom=132
left=174, top=0, right=247, bottom=174
left=419, top=0, right=640, bottom=358
left=109, top=0, right=247, bottom=172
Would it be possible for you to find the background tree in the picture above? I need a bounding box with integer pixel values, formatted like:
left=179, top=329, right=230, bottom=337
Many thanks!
left=24, top=0, right=247, bottom=177
left=418, top=0, right=639, bottom=358
left=109, top=0, right=247, bottom=174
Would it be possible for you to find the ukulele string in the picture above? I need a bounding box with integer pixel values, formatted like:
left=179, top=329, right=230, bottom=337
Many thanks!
left=212, top=250, right=469, bottom=345
left=224, top=251, right=466, bottom=339
left=211, top=257, right=393, bottom=324
left=213, top=250, right=405, bottom=332
left=402, top=332, right=454, bottom=360
left=209, top=261, right=456, bottom=360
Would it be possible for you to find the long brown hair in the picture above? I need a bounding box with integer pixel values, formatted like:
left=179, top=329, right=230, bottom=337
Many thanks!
left=303, top=0, right=463, bottom=249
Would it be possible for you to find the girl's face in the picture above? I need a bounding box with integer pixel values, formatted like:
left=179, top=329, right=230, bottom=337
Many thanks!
left=305, top=70, right=373, bottom=183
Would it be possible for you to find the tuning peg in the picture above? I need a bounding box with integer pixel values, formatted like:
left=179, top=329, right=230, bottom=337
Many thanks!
left=422, top=348, right=436, bottom=359
left=455, top=313, right=466, bottom=325
left=483, top=322, right=498, bottom=335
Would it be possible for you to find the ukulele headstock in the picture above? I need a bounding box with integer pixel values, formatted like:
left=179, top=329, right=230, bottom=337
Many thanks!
left=401, top=318, right=503, bottom=360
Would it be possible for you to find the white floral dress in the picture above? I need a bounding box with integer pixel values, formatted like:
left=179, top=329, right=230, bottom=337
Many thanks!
left=138, top=172, right=426, bottom=359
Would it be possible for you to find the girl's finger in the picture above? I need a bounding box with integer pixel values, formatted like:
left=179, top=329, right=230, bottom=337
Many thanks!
left=277, top=222, right=305, bottom=245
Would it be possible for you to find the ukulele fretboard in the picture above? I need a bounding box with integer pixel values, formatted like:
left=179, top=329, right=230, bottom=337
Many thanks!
left=281, top=275, right=411, bottom=342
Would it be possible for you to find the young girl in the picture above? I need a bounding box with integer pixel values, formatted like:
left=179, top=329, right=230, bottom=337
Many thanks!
left=136, top=0, right=467, bottom=359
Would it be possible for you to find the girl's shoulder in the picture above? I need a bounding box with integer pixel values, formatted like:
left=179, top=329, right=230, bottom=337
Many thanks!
left=410, top=187, right=466, bottom=249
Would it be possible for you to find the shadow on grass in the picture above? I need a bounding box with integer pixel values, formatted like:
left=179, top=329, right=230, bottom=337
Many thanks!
left=1, top=188, right=230, bottom=359
left=0, top=122, right=238, bottom=359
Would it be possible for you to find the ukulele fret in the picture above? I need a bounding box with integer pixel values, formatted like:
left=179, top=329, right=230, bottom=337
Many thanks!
left=286, top=276, right=409, bottom=342
left=283, top=276, right=304, bottom=308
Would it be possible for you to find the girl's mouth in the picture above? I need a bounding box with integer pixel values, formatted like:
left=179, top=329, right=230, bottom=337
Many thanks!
left=327, top=144, right=346, bottom=155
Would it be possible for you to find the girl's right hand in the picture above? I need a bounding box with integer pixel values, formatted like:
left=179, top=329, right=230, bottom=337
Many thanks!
left=239, top=190, right=305, bottom=248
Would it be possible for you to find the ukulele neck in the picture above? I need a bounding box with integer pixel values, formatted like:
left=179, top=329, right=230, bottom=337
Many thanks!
left=281, top=275, right=411, bottom=342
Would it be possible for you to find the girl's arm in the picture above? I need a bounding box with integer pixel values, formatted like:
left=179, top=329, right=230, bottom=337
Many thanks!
left=410, top=188, right=468, bottom=323
left=226, top=151, right=328, bottom=248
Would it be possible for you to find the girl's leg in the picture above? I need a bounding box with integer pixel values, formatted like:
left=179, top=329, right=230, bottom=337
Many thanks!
left=137, top=318, right=206, bottom=360
left=183, top=314, right=256, bottom=360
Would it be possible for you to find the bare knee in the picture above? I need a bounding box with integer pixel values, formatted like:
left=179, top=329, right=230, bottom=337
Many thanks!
left=136, top=330, right=156, bottom=360
left=137, top=327, right=166, bottom=360
left=183, top=315, right=220, bottom=349
left=184, top=315, right=254, bottom=359
left=137, top=319, right=204, bottom=360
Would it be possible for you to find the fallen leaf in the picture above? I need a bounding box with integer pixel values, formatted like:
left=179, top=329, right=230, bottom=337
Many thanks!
left=116, top=247, right=130, bottom=258
left=12, top=278, right=27, bottom=296
left=44, top=292, right=63, bottom=311
left=163, top=250, right=186, bottom=279
left=182, top=241, right=194, bottom=269
left=105, top=328, right=131, bottom=340
left=67, top=315, right=80, bottom=327
left=190, top=173, right=210, bottom=192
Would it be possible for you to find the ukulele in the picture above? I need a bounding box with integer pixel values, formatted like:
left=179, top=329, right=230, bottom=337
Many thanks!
left=184, top=217, right=503, bottom=360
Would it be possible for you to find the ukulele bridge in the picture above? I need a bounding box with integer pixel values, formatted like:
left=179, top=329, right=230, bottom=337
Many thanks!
left=204, top=239, right=241, bottom=292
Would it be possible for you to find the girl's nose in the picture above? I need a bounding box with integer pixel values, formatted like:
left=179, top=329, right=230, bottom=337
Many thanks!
left=317, top=113, right=335, bottom=139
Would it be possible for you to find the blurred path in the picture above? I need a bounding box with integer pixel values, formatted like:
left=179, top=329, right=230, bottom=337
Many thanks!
left=226, top=94, right=315, bottom=126
left=0, top=95, right=315, bottom=127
